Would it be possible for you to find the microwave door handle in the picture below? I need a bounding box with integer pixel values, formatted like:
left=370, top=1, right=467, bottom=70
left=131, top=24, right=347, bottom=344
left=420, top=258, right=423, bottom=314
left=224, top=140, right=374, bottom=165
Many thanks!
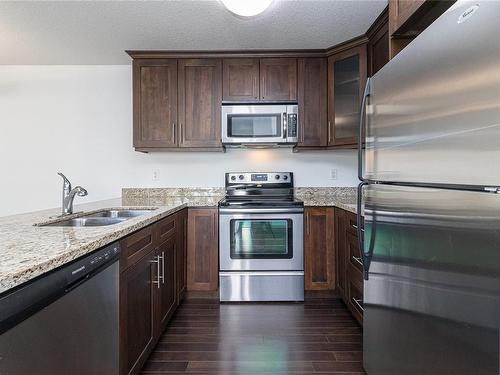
left=283, top=112, right=287, bottom=139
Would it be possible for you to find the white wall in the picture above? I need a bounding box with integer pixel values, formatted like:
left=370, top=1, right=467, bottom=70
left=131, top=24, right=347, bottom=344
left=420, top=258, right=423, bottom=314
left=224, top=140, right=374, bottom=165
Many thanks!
left=0, top=65, right=357, bottom=217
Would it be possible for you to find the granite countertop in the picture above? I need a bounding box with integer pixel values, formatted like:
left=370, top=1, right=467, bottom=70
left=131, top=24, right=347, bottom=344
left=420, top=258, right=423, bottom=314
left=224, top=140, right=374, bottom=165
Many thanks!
left=0, top=187, right=359, bottom=295
left=0, top=196, right=220, bottom=294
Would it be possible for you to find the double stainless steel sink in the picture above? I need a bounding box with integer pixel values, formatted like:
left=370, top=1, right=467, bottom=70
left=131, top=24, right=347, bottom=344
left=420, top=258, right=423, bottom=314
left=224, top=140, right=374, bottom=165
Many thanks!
left=40, top=209, right=155, bottom=227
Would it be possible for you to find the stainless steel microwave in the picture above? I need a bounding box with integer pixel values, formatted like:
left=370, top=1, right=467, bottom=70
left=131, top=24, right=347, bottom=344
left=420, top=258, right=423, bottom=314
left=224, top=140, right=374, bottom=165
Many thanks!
left=221, top=104, right=298, bottom=146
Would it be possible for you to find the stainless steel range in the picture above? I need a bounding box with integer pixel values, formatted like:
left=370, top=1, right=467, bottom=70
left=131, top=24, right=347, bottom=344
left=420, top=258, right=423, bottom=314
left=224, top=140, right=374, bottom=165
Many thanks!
left=219, top=172, right=304, bottom=302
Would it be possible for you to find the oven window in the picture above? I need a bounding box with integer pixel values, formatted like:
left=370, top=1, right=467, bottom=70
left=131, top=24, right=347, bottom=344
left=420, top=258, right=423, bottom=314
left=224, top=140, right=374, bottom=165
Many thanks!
left=230, top=219, right=293, bottom=259
left=227, top=114, right=282, bottom=138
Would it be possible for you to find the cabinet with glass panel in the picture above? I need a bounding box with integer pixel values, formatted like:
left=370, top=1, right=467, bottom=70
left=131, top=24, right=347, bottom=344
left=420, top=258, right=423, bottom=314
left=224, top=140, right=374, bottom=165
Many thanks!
left=327, top=44, right=367, bottom=147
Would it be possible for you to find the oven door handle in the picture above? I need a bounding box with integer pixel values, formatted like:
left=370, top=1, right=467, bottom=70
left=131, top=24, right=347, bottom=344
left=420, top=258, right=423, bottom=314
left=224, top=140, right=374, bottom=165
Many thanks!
left=219, top=207, right=304, bottom=215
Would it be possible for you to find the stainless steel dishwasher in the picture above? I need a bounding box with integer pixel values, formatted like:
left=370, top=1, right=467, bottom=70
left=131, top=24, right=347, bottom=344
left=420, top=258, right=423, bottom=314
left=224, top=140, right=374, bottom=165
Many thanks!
left=0, top=242, right=120, bottom=375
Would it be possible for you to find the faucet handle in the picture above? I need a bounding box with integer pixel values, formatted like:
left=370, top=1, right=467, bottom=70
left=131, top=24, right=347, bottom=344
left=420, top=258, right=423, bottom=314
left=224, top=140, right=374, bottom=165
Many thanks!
left=74, top=186, right=88, bottom=197
left=57, top=172, right=71, bottom=189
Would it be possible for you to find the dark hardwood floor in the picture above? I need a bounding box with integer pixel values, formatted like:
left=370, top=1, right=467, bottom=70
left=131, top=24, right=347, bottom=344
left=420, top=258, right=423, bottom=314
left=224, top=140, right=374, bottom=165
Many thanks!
left=140, top=296, right=365, bottom=374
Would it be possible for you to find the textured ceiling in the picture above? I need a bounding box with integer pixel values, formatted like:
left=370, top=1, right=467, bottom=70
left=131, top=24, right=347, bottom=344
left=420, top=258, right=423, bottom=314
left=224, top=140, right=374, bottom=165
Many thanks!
left=0, top=0, right=387, bottom=65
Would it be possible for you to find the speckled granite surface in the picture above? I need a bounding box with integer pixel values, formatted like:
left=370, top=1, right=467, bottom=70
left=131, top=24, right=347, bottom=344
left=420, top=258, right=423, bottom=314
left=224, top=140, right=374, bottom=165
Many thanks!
left=122, top=187, right=358, bottom=213
left=0, top=197, right=219, bottom=294
left=295, top=187, right=358, bottom=214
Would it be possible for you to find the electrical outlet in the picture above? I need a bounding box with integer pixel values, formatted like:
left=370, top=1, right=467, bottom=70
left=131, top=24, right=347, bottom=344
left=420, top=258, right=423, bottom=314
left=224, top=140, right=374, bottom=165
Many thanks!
left=152, top=169, right=160, bottom=181
left=330, top=168, right=338, bottom=180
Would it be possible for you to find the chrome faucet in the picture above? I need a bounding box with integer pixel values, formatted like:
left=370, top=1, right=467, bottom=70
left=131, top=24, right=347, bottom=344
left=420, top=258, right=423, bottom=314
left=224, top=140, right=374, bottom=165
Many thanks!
left=57, top=172, right=88, bottom=216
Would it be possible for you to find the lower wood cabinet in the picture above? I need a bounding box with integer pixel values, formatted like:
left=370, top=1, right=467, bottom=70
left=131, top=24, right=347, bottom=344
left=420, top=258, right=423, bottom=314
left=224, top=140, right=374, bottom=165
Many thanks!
left=119, top=208, right=187, bottom=375
left=304, top=207, right=335, bottom=290
left=156, top=237, right=177, bottom=332
left=176, top=209, right=188, bottom=304
left=119, top=249, right=157, bottom=375
left=335, top=208, right=364, bottom=326
left=187, top=208, right=219, bottom=291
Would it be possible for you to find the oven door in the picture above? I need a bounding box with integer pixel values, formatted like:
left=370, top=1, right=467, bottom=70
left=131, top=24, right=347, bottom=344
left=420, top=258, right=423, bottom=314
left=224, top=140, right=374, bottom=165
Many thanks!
left=222, top=105, right=292, bottom=144
left=219, top=209, right=303, bottom=271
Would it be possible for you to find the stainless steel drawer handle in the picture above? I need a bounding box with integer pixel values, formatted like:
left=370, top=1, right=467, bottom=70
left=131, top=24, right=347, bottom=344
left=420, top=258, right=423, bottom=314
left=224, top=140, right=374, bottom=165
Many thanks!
left=150, top=255, right=161, bottom=289
left=352, top=297, right=364, bottom=312
left=352, top=224, right=364, bottom=232
left=160, top=251, right=165, bottom=284
left=352, top=256, right=363, bottom=267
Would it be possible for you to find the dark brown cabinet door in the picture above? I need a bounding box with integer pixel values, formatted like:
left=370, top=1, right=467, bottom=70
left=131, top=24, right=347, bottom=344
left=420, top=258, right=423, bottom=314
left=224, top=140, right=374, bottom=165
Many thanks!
left=120, top=251, right=157, bottom=375
left=304, top=207, right=335, bottom=290
left=327, top=45, right=367, bottom=147
left=223, top=58, right=259, bottom=101
left=178, top=59, right=222, bottom=148
left=260, top=58, right=297, bottom=101
left=176, top=209, right=188, bottom=304
left=157, top=238, right=177, bottom=332
left=297, top=58, right=328, bottom=147
left=335, top=208, right=347, bottom=299
left=367, top=10, right=390, bottom=76
left=187, top=208, right=218, bottom=291
left=133, top=59, right=178, bottom=149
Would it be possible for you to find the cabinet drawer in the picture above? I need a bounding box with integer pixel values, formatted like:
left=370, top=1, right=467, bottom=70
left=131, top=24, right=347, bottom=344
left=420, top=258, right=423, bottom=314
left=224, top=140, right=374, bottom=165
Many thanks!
left=347, top=276, right=364, bottom=325
left=155, top=213, right=177, bottom=244
left=346, top=211, right=363, bottom=236
left=120, top=226, right=155, bottom=272
left=346, top=231, right=363, bottom=273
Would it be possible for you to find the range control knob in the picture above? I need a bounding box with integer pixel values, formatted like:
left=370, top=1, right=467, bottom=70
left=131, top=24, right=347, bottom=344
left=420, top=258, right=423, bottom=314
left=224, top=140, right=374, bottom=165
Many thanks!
left=238, top=175, right=244, bottom=180
left=283, top=175, right=288, bottom=181
left=230, top=175, right=236, bottom=181
left=275, top=174, right=280, bottom=180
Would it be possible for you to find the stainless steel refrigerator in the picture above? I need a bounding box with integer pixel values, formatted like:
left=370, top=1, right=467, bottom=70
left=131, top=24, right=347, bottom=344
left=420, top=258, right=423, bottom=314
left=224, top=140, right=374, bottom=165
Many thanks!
left=357, top=1, right=500, bottom=374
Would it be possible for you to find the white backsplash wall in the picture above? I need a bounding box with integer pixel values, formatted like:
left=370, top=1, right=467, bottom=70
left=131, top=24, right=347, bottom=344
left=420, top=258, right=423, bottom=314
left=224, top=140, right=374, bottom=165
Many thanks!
left=0, top=65, right=357, bottom=217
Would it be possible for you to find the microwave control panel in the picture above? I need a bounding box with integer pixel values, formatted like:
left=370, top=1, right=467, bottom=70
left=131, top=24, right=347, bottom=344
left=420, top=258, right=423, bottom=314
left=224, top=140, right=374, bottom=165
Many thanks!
left=287, top=114, right=297, bottom=137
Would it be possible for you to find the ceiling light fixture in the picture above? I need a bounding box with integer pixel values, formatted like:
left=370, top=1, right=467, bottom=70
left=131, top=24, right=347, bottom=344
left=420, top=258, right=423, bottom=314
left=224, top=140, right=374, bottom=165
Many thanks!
left=221, top=0, right=273, bottom=17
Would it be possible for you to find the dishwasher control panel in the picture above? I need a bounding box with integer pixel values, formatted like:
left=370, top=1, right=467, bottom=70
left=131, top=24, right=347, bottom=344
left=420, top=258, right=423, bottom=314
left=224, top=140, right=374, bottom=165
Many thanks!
left=66, top=242, right=120, bottom=285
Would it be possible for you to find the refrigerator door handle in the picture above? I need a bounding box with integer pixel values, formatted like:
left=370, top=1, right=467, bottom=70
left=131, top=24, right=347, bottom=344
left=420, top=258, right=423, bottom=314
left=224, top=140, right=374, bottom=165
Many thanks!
left=358, top=77, right=371, bottom=182
left=357, top=181, right=373, bottom=280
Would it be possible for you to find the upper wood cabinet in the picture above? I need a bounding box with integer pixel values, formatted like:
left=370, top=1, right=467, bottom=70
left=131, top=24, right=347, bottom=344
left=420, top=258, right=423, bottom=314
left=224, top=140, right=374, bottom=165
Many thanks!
left=388, top=0, right=454, bottom=58
left=367, top=7, right=390, bottom=76
left=297, top=58, right=328, bottom=147
left=327, top=44, right=367, bottom=147
left=222, top=58, right=259, bottom=101
left=260, top=58, right=297, bottom=101
left=187, top=208, right=219, bottom=291
left=304, top=207, right=335, bottom=290
left=133, top=59, right=178, bottom=148
left=178, top=59, right=222, bottom=148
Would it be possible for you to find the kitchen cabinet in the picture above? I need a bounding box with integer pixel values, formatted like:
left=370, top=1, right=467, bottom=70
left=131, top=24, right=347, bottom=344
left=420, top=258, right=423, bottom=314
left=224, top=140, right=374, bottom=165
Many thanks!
left=176, top=209, right=188, bottom=304
left=260, top=58, right=297, bottom=101
left=367, top=7, right=390, bottom=76
left=187, top=208, right=219, bottom=291
left=223, top=58, right=260, bottom=101
left=335, top=208, right=347, bottom=298
left=119, top=209, right=186, bottom=375
left=297, top=58, right=328, bottom=148
left=178, top=59, right=222, bottom=148
left=304, top=207, right=335, bottom=290
left=388, top=0, right=454, bottom=58
left=132, top=59, right=178, bottom=149
left=156, top=237, right=177, bottom=332
left=132, top=58, right=223, bottom=152
left=335, top=208, right=364, bottom=326
left=327, top=44, right=367, bottom=147
left=119, top=250, right=157, bottom=375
